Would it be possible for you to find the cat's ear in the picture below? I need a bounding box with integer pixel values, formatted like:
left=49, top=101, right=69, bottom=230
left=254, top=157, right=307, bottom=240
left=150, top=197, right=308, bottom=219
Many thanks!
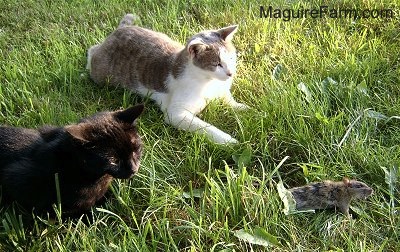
left=114, top=104, right=144, bottom=125
left=65, top=124, right=89, bottom=143
left=217, top=25, right=238, bottom=42
left=187, top=38, right=206, bottom=58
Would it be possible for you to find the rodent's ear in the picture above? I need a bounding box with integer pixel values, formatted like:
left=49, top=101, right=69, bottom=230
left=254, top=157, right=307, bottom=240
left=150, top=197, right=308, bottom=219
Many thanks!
left=343, top=177, right=350, bottom=187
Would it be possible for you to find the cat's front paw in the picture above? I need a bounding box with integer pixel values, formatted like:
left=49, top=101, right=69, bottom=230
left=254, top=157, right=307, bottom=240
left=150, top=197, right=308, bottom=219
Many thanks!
left=212, top=133, right=239, bottom=145
left=232, top=102, right=249, bottom=110
left=225, top=137, right=239, bottom=144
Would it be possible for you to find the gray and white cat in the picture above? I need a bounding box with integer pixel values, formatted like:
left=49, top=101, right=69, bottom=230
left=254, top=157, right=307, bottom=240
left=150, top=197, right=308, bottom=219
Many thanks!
left=87, top=14, right=247, bottom=144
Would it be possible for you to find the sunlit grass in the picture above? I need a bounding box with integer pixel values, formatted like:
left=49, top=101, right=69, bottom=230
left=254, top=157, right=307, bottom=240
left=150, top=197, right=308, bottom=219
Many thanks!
left=0, top=0, right=399, bottom=251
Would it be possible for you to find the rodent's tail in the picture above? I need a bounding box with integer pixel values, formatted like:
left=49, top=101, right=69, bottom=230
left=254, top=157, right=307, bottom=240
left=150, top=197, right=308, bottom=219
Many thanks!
left=118, top=13, right=139, bottom=28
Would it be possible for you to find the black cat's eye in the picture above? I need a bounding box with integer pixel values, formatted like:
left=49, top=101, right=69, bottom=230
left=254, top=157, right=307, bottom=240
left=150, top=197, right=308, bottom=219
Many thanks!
left=109, top=157, right=119, bottom=166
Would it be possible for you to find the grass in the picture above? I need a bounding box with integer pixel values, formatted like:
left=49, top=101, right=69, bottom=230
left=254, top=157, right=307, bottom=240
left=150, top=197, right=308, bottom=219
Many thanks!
left=0, top=0, right=399, bottom=250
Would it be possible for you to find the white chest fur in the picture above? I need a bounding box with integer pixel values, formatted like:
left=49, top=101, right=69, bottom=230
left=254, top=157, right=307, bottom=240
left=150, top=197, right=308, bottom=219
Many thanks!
left=166, top=65, right=232, bottom=114
left=135, top=58, right=244, bottom=144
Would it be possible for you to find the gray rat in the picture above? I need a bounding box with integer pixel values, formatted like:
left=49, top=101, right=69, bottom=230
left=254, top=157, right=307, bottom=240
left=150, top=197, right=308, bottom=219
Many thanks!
left=288, top=178, right=373, bottom=217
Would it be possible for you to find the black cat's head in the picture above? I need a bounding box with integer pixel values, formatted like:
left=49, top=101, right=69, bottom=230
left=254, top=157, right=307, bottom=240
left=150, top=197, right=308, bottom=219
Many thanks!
left=65, top=104, right=144, bottom=179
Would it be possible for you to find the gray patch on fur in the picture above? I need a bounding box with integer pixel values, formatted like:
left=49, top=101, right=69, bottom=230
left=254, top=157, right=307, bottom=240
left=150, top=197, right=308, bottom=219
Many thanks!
left=88, top=15, right=237, bottom=93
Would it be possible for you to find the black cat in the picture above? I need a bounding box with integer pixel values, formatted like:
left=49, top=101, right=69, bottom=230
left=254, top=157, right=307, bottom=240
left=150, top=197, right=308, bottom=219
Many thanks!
left=0, top=104, right=143, bottom=215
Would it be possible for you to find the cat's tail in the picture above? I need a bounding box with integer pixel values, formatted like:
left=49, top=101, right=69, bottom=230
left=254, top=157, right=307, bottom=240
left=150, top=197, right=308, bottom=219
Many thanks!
left=118, top=14, right=139, bottom=28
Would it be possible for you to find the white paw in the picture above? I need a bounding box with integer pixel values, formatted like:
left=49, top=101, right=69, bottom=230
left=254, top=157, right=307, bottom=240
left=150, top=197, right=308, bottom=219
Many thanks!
left=212, top=133, right=239, bottom=145
left=232, top=102, right=249, bottom=110
left=225, top=137, right=239, bottom=144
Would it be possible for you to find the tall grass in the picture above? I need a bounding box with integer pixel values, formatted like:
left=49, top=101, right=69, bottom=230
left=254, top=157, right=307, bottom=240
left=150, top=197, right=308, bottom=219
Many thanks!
left=0, top=0, right=399, bottom=251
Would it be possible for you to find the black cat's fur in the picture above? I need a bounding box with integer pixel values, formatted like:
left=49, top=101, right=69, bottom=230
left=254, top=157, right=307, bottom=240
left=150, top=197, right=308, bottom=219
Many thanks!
left=0, top=105, right=143, bottom=215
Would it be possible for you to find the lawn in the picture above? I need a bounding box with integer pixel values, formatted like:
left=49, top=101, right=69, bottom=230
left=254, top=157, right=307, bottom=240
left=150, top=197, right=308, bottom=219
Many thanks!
left=0, top=0, right=399, bottom=251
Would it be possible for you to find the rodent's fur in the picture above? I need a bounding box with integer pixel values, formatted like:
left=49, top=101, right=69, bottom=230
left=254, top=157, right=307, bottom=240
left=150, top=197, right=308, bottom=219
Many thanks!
left=289, top=178, right=373, bottom=216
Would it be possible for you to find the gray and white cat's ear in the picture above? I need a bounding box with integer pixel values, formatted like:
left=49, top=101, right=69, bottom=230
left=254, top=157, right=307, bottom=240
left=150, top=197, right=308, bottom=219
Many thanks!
left=114, top=104, right=144, bottom=125
left=187, top=38, right=206, bottom=58
left=217, top=25, right=238, bottom=42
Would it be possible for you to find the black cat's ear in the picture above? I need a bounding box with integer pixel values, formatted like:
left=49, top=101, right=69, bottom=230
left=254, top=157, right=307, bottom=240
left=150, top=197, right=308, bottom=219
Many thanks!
left=114, top=104, right=144, bottom=125
left=217, top=25, right=238, bottom=42
left=187, top=38, right=206, bottom=58
left=65, top=124, right=89, bottom=143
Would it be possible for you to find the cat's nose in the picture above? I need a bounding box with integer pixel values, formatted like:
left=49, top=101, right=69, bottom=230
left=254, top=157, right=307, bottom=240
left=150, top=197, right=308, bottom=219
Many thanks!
left=226, top=71, right=232, bottom=77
